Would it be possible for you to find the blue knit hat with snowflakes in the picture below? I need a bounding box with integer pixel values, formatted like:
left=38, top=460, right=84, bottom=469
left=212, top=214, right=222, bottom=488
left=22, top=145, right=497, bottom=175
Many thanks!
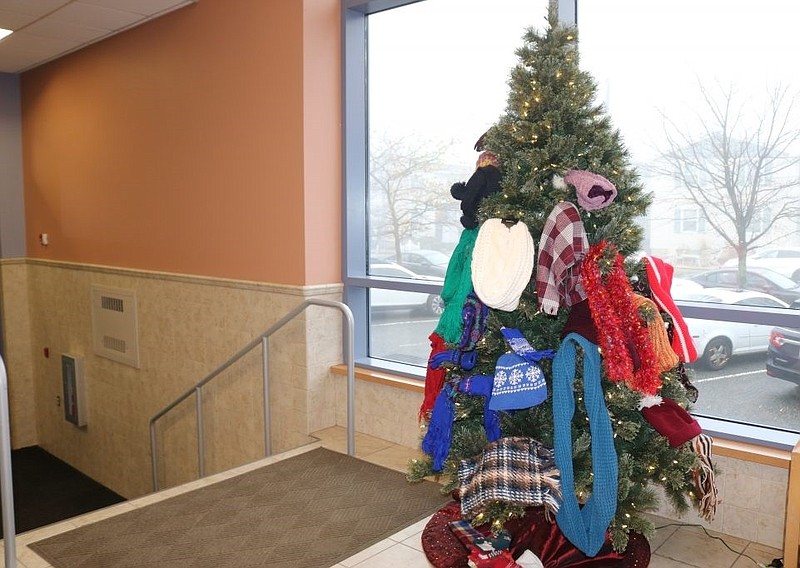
left=488, top=328, right=555, bottom=411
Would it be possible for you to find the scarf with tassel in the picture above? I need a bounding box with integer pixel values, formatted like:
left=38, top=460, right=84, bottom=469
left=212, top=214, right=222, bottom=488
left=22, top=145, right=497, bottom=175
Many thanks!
left=690, top=433, right=720, bottom=522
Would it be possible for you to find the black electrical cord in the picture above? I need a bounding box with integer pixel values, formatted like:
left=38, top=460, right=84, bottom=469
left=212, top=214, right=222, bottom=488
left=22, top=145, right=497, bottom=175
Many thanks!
left=655, top=523, right=783, bottom=567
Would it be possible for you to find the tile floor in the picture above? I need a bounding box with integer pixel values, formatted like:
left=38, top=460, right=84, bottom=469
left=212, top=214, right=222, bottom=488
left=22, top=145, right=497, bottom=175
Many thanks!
left=1, top=426, right=785, bottom=568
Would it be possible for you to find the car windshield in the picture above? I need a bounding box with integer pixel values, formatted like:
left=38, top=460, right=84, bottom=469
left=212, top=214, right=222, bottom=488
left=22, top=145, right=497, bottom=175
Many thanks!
left=755, top=269, right=798, bottom=288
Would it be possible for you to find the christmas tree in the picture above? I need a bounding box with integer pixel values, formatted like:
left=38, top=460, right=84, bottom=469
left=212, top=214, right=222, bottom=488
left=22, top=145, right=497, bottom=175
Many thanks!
left=409, top=9, right=716, bottom=557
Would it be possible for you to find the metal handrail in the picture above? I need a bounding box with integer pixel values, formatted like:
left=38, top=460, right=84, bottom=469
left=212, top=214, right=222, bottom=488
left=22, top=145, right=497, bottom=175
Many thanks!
left=0, top=354, right=17, bottom=567
left=149, top=299, right=355, bottom=492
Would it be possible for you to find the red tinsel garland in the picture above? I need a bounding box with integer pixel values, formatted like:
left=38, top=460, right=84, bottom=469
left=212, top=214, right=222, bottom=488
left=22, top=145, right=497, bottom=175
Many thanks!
left=580, top=241, right=661, bottom=395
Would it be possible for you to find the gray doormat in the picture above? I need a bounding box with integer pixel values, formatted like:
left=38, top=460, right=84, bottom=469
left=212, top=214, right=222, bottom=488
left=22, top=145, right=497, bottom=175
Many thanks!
left=29, top=447, right=449, bottom=568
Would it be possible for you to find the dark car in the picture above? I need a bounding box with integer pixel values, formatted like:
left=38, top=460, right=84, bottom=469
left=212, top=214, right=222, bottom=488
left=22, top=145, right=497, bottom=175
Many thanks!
left=688, top=267, right=800, bottom=307
left=766, top=327, right=800, bottom=386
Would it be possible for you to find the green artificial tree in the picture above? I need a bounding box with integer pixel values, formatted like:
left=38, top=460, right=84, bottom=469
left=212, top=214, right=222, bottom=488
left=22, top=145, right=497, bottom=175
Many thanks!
left=409, top=10, right=709, bottom=554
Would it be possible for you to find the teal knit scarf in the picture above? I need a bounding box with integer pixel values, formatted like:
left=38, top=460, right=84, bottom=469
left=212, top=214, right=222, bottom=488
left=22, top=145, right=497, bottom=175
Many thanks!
left=552, top=332, right=618, bottom=557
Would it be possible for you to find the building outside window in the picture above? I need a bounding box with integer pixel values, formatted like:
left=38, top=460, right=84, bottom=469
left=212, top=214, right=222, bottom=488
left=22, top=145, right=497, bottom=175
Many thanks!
left=343, top=0, right=800, bottom=440
left=673, top=207, right=706, bottom=235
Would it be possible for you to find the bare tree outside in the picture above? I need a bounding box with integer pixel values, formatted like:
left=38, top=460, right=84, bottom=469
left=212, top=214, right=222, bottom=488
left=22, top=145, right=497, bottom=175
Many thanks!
left=652, top=82, right=800, bottom=285
left=368, top=135, right=455, bottom=263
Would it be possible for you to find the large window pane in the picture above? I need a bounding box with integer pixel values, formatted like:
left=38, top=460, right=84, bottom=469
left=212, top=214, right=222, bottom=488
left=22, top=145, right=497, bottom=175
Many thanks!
left=365, top=0, right=548, bottom=366
left=578, top=0, right=800, bottom=432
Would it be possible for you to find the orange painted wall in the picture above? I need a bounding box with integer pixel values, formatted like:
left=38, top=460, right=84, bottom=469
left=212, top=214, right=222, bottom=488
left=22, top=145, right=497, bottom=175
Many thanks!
left=21, top=0, right=341, bottom=286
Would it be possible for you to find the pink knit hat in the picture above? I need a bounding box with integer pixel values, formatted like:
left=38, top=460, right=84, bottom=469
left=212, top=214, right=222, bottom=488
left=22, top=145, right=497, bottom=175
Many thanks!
left=563, top=170, right=618, bottom=211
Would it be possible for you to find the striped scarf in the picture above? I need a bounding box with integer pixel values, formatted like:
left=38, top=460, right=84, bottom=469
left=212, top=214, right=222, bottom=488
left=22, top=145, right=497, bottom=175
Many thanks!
left=691, top=433, right=719, bottom=522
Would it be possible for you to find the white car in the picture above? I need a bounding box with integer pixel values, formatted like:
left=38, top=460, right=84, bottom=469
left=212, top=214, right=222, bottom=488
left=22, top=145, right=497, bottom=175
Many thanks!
left=369, top=263, right=445, bottom=316
left=679, top=287, right=791, bottom=370
left=723, top=247, right=800, bottom=282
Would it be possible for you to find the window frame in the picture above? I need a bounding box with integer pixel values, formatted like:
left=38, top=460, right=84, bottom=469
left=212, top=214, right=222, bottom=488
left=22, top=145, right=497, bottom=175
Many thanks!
left=341, top=0, right=800, bottom=447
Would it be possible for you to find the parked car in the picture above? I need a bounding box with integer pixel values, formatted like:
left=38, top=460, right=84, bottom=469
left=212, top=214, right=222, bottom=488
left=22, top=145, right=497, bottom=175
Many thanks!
left=681, top=288, right=791, bottom=371
left=671, top=277, right=705, bottom=299
left=723, top=247, right=800, bottom=282
left=688, top=267, right=800, bottom=307
left=390, top=249, right=450, bottom=278
left=766, top=327, right=800, bottom=386
left=369, top=263, right=445, bottom=316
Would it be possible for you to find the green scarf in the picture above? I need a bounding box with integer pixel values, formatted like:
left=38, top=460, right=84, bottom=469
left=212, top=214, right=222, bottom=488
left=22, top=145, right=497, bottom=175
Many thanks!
left=434, top=228, right=478, bottom=343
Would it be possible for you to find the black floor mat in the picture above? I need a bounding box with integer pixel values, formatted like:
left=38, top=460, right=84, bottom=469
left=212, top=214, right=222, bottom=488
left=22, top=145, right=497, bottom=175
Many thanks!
left=0, top=446, right=125, bottom=537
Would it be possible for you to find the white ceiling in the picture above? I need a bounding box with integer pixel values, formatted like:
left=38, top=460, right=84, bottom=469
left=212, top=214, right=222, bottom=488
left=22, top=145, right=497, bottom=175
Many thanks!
left=0, top=0, right=196, bottom=74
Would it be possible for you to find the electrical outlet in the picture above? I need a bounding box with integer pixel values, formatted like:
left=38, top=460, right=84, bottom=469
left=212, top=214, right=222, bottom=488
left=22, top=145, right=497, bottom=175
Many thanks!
left=56, top=395, right=61, bottom=407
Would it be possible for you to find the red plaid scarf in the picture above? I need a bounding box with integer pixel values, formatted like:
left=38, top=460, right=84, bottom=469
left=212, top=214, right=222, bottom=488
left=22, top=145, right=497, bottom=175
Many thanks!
left=536, top=201, right=588, bottom=315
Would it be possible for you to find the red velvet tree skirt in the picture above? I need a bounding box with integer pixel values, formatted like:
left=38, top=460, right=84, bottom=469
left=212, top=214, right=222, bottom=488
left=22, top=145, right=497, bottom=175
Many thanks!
left=421, top=502, right=651, bottom=568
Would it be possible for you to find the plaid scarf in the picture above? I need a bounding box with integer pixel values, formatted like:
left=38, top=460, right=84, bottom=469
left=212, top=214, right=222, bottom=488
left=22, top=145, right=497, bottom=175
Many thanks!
left=536, top=201, right=588, bottom=315
left=458, top=437, right=561, bottom=522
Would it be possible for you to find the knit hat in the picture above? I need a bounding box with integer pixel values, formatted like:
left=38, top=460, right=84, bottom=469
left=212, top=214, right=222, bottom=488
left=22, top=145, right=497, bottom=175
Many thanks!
left=487, top=353, right=547, bottom=411
left=639, top=396, right=701, bottom=447
left=632, top=294, right=679, bottom=374
left=488, top=328, right=555, bottom=411
left=643, top=256, right=698, bottom=363
left=562, top=170, right=618, bottom=211
left=472, top=219, right=534, bottom=312
left=476, top=151, right=500, bottom=169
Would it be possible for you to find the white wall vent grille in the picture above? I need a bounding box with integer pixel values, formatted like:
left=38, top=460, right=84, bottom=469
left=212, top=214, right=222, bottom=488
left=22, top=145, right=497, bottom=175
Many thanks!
left=90, top=285, right=140, bottom=368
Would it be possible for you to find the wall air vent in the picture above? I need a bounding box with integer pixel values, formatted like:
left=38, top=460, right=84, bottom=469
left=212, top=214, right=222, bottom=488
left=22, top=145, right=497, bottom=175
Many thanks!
left=90, top=285, right=140, bottom=368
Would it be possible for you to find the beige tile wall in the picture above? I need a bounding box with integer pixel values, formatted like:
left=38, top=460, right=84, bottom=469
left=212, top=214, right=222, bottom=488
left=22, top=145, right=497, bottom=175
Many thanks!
left=1, top=259, right=344, bottom=499
left=650, top=454, right=788, bottom=549
left=0, top=259, right=38, bottom=448
left=333, top=377, right=425, bottom=449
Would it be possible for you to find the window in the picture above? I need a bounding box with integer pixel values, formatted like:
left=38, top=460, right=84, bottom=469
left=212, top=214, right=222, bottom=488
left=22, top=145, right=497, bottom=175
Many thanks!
left=343, top=0, right=800, bottom=439
left=343, top=0, right=548, bottom=371
left=673, top=207, right=706, bottom=234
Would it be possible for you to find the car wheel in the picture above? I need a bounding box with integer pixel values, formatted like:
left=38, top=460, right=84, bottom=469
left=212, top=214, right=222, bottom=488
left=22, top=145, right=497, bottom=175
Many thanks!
left=428, top=294, right=445, bottom=316
left=703, top=337, right=732, bottom=371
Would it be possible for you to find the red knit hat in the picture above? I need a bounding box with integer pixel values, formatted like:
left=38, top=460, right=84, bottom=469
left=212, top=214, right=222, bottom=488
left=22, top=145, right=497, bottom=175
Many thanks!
left=640, top=396, right=701, bottom=447
left=643, top=256, right=698, bottom=363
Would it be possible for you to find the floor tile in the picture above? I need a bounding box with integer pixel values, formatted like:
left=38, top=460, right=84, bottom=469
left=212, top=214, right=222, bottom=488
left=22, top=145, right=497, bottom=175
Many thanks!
left=312, top=426, right=395, bottom=457
left=361, top=444, right=425, bottom=473
left=655, top=524, right=745, bottom=568
left=389, top=517, right=431, bottom=543
left=647, top=514, right=681, bottom=553
left=649, top=554, right=699, bottom=568
left=347, top=542, right=432, bottom=567
left=338, top=538, right=397, bottom=567
left=732, top=541, right=783, bottom=567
